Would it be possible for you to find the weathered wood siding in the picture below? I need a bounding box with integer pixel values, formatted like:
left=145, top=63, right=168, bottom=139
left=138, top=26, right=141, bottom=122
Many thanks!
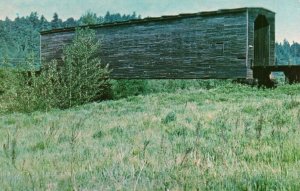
left=41, top=8, right=275, bottom=79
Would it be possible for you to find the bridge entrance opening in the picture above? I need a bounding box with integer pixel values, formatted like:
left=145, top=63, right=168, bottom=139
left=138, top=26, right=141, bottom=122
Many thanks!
left=254, top=15, right=270, bottom=66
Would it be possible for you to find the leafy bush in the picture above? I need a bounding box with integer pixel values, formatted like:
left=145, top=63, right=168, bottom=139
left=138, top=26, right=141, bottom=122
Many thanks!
left=111, top=80, right=148, bottom=99
left=0, top=66, right=21, bottom=111
left=0, top=28, right=111, bottom=112
left=52, top=28, right=111, bottom=108
left=111, top=79, right=230, bottom=99
left=0, top=67, right=13, bottom=95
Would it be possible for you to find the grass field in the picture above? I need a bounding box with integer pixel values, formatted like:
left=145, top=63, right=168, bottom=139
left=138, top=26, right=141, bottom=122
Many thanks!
left=1, top=81, right=300, bottom=190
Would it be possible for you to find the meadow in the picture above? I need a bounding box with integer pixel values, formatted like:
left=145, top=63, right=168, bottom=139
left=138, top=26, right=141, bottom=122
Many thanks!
left=0, top=80, right=300, bottom=190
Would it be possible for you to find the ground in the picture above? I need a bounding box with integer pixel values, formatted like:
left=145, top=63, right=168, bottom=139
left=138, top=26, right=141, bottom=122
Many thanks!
left=0, top=82, right=300, bottom=190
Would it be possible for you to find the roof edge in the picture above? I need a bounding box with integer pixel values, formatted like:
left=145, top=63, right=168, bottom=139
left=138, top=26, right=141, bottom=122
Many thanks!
left=41, top=7, right=275, bottom=35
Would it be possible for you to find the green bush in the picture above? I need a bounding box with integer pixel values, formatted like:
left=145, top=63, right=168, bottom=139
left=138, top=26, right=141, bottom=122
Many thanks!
left=111, top=79, right=230, bottom=99
left=0, top=54, right=59, bottom=112
left=51, top=28, right=111, bottom=109
left=0, top=67, right=12, bottom=95
left=0, top=66, right=21, bottom=111
left=0, top=28, right=111, bottom=112
left=111, top=80, right=148, bottom=99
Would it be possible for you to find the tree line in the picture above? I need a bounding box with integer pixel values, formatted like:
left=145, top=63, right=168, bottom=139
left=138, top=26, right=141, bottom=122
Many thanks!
left=0, top=11, right=141, bottom=65
left=276, top=40, right=300, bottom=65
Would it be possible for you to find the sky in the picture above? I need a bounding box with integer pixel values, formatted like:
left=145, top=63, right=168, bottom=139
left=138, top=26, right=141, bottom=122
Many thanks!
left=0, top=0, right=299, bottom=42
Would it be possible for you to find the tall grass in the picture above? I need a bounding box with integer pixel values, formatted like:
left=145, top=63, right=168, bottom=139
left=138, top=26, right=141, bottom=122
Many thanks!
left=1, top=83, right=299, bottom=190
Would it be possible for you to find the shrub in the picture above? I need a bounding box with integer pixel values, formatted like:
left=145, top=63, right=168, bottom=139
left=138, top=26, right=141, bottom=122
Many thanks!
left=0, top=28, right=111, bottom=112
left=51, top=28, right=111, bottom=109
left=110, top=79, right=229, bottom=99
left=0, top=66, right=15, bottom=95
left=0, top=61, right=30, bottom=112
left=111, top=80, right=148, bottom=99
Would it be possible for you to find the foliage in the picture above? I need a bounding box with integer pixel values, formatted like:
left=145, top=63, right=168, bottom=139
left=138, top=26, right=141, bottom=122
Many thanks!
left=0, top=28, right=110, bottom=112
left=276, top=40, right=300, bottom=64
left=0, top=65, right=12, bottom=95
left=0, top=53, right=58, bottom=112
left=111, top=80, right=148, bottom=99
left=0, top=66, right=21, bottom=111
left=111, top=79, right=229, bottom=99
left=79, top=11, right=99, bottom=25
left=51, top=13, right=63, bottom=29
left=57, top=28, right=111, bottom=108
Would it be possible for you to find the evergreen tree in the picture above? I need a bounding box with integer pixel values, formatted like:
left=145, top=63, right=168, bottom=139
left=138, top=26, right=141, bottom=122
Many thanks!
left=64, top=17, right=77, bottom=27
left=28, top=12, right=39, bottom=28
left=79, top=11, right=98, bottom=25
left=40, top=15, right=50, bottom=30
left=51, top=12, right=62, bottom=29
left=104, top=11, right=112, bottom=23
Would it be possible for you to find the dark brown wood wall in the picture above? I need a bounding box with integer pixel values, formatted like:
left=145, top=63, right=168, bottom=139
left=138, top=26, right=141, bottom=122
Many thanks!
left=41, top=8, right=274, bottom=79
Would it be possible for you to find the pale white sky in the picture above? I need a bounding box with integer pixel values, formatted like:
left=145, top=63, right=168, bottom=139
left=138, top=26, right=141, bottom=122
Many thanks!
left=0, top=0, right=299, bottom=42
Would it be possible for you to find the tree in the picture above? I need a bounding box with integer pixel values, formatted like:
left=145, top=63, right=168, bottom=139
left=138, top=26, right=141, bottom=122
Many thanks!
left=132, top=12, right=137, bottom=19
left=40, top=15, right=50, bottom=30
left=56, top=28, right=111, bottom=108
left=79, top=11, right=98, bottom=25
left=276, top=40, right=300, bottom=65
left=64, top=17, right=77, bottom=28
left=28, top=12, right=39, bottom=28
left=104, top=11, right=112, bottom=23
left=51, top=12, right=62, bottom=29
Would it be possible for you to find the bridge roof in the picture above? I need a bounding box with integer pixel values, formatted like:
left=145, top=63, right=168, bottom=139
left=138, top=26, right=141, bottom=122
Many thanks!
left=40, top=7, right=274, bottom=35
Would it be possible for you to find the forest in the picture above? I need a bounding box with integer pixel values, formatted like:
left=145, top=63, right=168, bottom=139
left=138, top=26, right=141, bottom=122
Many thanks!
left=0, top=11, right=299, bottom=67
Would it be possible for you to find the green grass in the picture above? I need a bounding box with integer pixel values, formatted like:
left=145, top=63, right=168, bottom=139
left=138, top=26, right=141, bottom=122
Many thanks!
left=1, top=81, right=300, bottom=190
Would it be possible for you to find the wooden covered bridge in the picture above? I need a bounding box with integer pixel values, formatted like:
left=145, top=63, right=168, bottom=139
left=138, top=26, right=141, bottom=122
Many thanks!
left=40, top=7, right=300, bottom=85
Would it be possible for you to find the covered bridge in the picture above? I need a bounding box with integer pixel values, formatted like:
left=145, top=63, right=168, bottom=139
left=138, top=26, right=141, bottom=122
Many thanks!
left=41, top=7, right=278, bottom=81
